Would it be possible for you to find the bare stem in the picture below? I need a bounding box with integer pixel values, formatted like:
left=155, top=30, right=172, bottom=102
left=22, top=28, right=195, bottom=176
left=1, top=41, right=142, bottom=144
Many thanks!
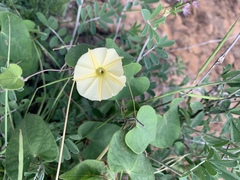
left=55, top=81, right=75, bottom=180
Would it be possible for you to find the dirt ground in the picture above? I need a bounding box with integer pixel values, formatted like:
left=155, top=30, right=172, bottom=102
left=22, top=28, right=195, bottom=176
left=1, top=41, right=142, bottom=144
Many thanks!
left=122, top=0, right=240, bottom=81
left=163, top=0, right=240, bottom=80
left=120, top=0, right=240, bottom=135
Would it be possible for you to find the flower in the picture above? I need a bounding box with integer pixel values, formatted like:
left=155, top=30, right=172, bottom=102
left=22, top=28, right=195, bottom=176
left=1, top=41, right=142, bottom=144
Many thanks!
left=182, top=3, right=191, bottom=16
left=177, top=0, right=199, bottom=16
left=73, top=47, right=126, bottom=101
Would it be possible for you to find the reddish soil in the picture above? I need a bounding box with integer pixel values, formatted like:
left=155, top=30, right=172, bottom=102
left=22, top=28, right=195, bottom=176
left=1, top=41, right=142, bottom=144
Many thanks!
left=122, top=0, right=240, bottom=81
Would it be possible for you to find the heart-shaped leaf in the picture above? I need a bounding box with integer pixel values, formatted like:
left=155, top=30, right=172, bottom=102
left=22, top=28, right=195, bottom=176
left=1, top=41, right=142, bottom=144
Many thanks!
left=0, top=12, right=38, bottom=76
left=78, top=121, right=120, bottom=159
left=0, top=64, right=24, bottom=90
left=125, top=105, right=157, bottom=154
left=108, top=130, right=154, bottom=179
left=151, top=98, right=183, bottom=148
left=5, top=114, right=59, bottom=179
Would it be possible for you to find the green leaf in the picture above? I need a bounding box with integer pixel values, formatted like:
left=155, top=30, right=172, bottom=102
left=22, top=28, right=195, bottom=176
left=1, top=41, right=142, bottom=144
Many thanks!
left=125, top=105, right=157, bottom=154
left=36, top=12, right=49, bottom=26
left=211, top=163, right=240, bottom=180
left=151, top=98, right=183, bottom=148
left=5, top=114, right=59, bottom=180
left=60, top=160, right=114, bottom=180
left=65, top=44, right=95, bottom=67
left=144, top=57, right=151, bottom=69
left=157, top=35, right=175, bottom=47
left=155, top=48, right=168, bottom=59
left=149, top=4, right=162, bottom=19
left=203, top=135, right=229, bottom=147
left=94, top=2, right=99, bottom=16
left=141, top=9, right=151, bottom=21
left=152, top=16, right=166, bottom=27
left=203, top=161, right=218, bottom=176
left=78, top=121, right=120, bottom=159
left=0, top=64, right=24, bottom=90
left=49, top=36, right=58, bottom=48
left=111, top=63, right=150, bottom=100
left=65, top=139, right=79, bottom=154
left=190, top=111, right=204, bottom=128
left=0, top=12, right=39, bottom=76
left=209, top=160, right=237, bottom=167
left=108, top=130, right=155, bottom=179
left=230, top=118, right=240, bottom=142
left=48, top=16, right=58, bottom=30
left=141, top=24, right=149, bottom=37
left=190, top=102, right=204, bottom=111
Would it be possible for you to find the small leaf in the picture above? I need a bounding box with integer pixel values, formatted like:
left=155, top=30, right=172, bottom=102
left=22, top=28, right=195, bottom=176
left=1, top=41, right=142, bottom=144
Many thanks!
left=155, top=48, right=168, bottom=59
left=230, top=118, right=240, bottom=142
left=141, top=24, right=149, bottom=37
left=144, top=57, right=152, bottom=69
left=141, top=9, right=151, bottom=21
left=48, top=16, right=58, bottom=30
left=0, top=64, right=24, bottom=90
left=65, top=139, right=79, bottom=154
left=190, top=102, right=204, bottom=111
left=125, top=105, right=157, bottom=154
left=94, top=2, right=99, bottom=16
left=152, top=16, right=166, bottom=27
left=190, top=111, right=204, bottom=128
left=49, top=36, right=58, bottom=48
left=203, top=161, right=218, bottom=176
left=36, top=12, right=49, bottom=26
left=149, top=4, right=162, bottom=19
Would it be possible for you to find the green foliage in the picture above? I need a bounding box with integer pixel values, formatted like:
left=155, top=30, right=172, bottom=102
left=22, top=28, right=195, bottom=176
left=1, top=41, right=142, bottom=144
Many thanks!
left=60, top=160, right=115, bottom=180
left=0, top=12, right=38, bottom=76
left=0, top=64, right=24, bottom=90
left=5, top=114, right=58, bottom=179
left=0, top=0, right=240, bottom=180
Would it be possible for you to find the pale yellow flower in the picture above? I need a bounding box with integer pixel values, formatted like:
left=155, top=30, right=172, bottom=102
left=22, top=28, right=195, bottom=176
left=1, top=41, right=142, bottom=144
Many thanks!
left=73, top=47, right=126, bottom=101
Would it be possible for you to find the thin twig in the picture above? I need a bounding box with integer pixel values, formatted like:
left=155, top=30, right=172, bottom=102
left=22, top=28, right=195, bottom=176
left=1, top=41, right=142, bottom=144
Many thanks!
left=55, top=81, right=75, bottom=180
left=185, top=33, right=240, bottom=94
left=113, top=0, right=130, bottom=41
left=69, top=0, right=84, bottom=48
left=169, top=34, right=239, bottom=52
left=136, top=36, right=150, bottom=63
left=24, top=68, right=71, bottom=82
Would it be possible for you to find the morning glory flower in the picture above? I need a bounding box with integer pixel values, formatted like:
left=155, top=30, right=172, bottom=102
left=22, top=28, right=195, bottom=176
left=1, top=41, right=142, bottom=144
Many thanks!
left=74, top=47, right=126, bottom=101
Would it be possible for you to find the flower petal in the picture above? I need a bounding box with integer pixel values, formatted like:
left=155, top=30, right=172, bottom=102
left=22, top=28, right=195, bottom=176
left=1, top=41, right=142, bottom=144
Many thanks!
left=89, top=48, right=107, bottom=67
left=74, top=47, right=126, bottom=101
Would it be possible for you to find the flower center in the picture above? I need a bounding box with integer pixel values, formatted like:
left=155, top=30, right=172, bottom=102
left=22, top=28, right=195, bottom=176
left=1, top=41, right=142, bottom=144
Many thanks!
left=96, top=67, right=105, bottom=76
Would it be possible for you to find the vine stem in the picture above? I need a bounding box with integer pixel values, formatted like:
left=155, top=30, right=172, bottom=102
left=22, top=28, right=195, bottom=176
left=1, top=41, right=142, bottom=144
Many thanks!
left=55, top=81, right=75, bottom=180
